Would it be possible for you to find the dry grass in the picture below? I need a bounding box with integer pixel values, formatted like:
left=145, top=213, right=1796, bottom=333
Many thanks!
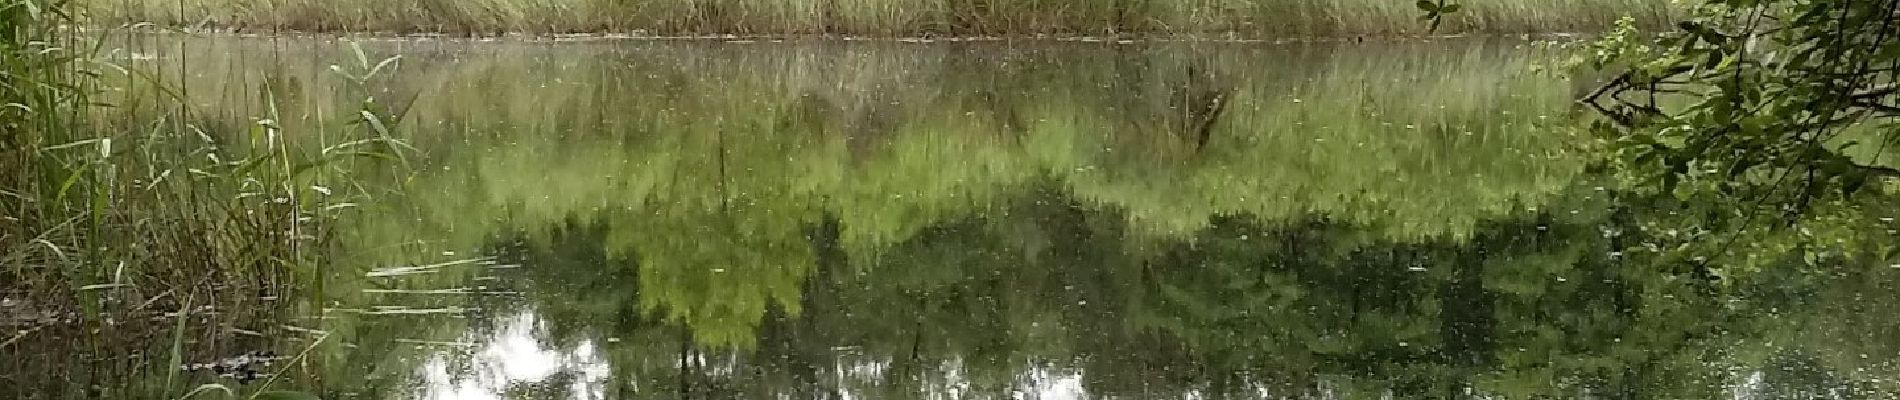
left=81, top=0, right=1676, bottom=36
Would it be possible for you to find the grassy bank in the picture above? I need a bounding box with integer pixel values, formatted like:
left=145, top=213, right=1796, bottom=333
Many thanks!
left=84, top=0, right=1675, bottom=36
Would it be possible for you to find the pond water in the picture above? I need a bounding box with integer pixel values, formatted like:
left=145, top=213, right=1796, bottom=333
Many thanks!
left=8, top=37, right=1900, bottom=399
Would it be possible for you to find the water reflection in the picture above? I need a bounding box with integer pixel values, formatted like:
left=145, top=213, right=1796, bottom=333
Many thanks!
left=34, top=37, right=1900, bottom=399
left=419, top=312, right=610, bottom=400
left=416, top=203, right=1897, bottom=399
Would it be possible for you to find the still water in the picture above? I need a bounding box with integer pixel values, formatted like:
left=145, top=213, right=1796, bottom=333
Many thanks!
left=10, top=37, right=1900, bottom=399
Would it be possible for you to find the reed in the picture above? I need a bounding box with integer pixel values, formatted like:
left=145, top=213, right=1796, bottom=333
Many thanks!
left=82, top=0, right=1676, bottom=36
left=3, top=1, right=405, bottom=395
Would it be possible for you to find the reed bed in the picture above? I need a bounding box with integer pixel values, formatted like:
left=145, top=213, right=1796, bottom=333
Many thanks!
left=4, top=0, right=406, bottom=395
left=4, top=40, right=396, bottom=311
left=83, top=0, right=1676, bottom=36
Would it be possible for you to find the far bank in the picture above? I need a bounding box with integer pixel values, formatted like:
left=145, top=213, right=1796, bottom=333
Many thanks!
left=86, top=0, right=1675, bottom=36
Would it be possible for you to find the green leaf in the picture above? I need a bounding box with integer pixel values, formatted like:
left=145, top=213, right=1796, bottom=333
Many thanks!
left=349, top=41, right=371, bottom=70
left=42, top=138, right=102, bottom=151
left=1415, top=0, right=1439, bottom=12
left=1439, top=4, right=1461, bottom=13
left=165, top=293, right=194, bottom=394
left=228, top=153, right=278, bottom=177
left=253, top=391, right=321, bottom=400
left=364, top=56, right=402, bottom=80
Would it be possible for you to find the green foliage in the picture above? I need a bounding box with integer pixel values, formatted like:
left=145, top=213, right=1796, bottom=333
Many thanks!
left=1579, top=0, right=1900, bottom=275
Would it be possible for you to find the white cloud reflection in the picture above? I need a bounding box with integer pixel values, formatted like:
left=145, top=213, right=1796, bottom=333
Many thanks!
left=421, top=312, right=610, bottom=400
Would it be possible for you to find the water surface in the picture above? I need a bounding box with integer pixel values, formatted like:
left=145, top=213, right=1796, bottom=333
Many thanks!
left=8, top=37, right=1900, bottom=399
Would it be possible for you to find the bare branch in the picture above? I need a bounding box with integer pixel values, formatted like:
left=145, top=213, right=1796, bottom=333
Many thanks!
left=1851, top=83, right=1900, bottom=99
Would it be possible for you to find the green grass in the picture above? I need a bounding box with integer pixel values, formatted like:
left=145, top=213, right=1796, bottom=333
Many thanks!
left=81, top=0, right=1677, bottom=36
left=3, top=1, right=405, bottom=396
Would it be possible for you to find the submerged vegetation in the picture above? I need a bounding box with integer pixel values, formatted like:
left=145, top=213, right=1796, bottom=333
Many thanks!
left=84, top=0, right=1677, bottom=36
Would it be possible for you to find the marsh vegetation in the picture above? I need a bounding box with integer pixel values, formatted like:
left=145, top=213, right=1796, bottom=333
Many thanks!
left=6, top=0, right=1900, bottom=399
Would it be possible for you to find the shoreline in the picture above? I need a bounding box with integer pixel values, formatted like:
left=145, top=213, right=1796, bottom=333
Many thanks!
left=79, top=0, right=1676, bottom=40
left=90, top=26, right=1595, bottom=44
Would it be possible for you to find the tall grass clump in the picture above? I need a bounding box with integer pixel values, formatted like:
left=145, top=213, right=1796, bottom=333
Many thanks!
left=3, top=2, right=406, bottom=395
left=82, top=0, right=1676, bottom=36
left=3, top=0, right=102, bottom=304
